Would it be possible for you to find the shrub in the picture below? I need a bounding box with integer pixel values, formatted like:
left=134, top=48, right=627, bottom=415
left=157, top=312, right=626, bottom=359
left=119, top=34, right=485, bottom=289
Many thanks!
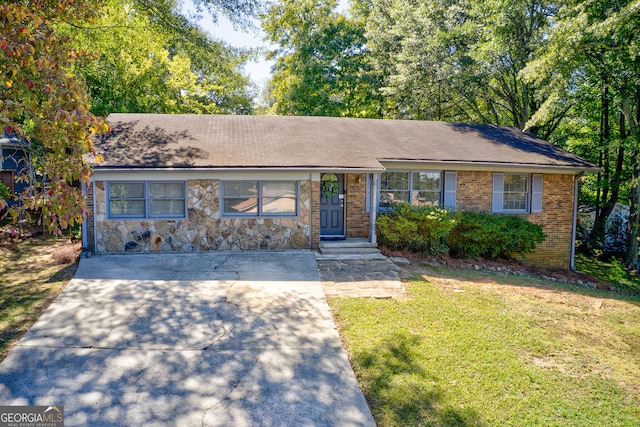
left=377, top=203, right=457, bottom=255
left=446, top=211, right=546, bottom=259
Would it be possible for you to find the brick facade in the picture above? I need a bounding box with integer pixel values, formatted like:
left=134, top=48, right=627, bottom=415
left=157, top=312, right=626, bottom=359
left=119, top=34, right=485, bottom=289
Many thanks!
left=456, top=171, right=575, bottom=268
left=345, top=173, right=370, bottom=239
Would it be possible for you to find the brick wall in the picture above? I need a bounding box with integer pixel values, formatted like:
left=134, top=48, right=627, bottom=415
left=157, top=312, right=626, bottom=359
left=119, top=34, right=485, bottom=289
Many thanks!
left=346, top=173, right=370, bottom=239
left=311, top=181, right=320, bottom=248
left=456, top=171, right=575, bottom=269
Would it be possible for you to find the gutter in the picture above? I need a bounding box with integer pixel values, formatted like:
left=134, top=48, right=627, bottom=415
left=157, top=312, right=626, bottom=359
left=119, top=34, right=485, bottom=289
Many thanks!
left=81, top=181, right=88, bottom=251
left=378, top=159, right=599, bottom=174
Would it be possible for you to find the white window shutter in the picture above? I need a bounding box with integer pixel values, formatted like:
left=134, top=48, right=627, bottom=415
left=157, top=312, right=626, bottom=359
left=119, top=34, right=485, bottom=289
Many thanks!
left=443, top=171, right=457, bottom=210
left=492, top=173, right=504, bottom=213
left=531, top=174, right=543, bottom=213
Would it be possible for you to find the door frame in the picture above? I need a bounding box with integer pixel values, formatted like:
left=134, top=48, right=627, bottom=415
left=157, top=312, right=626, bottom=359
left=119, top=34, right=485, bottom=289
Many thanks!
left=319, top=173, right=346, bottom=239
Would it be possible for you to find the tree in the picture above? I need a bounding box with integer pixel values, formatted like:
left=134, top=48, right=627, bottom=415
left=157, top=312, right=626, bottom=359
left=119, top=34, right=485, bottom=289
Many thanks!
left=522, top=0, right=640, bottom=266
left=0, top=1, right=108, bottom=233
left=67, top=0, right=254, bottom=116
left=262, top=0, right=381, bottom=117
left=362, top=0, right=559, bottom=134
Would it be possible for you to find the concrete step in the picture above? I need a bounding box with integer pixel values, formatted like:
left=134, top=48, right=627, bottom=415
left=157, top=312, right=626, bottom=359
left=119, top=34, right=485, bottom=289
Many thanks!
left=319, top=246, right=381, bottom=255
left=315, top=252, right=387, bottom=261
left=319, top=239, right=377, bottom=249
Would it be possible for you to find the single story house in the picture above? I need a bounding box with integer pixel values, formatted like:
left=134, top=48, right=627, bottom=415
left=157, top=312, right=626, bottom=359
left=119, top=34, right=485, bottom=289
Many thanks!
left=86, top=114, right=597, bottom=269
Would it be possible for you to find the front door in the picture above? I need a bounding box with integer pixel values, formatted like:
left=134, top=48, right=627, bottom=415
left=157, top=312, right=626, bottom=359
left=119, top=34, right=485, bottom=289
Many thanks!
left=320, top=173, right=345, bottom=238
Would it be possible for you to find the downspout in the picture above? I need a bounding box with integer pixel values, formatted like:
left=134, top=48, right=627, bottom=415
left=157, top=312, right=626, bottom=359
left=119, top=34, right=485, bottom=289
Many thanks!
left=369, top=174, right=378, bottom=245
left=570, top=175, right=579, bottom=271
left=81, top=181, right=88, bottom=251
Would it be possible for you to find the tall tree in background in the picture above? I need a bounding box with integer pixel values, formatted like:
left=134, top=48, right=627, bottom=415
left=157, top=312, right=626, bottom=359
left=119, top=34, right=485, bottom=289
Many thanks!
left=0, top=0, right=108, bottom=233
left=522, top=0, right=640, bottom=266
left=262, top=0, right=380, bottom=117
left=67, top=0, right=254, bottom=116
left=363, top=0, right=557, bottom=134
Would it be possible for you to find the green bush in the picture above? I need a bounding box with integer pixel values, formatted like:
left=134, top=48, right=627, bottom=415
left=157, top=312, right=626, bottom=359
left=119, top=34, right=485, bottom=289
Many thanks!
left=377, top=203, right=457, bottom=255
left=446, top=211, right=546, bottom=259
left=0, top=181, right=11, bottom=201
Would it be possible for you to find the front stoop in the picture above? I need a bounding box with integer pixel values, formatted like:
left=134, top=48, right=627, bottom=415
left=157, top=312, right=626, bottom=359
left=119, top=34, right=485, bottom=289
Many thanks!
left=316, top=238, right=385, bottom=260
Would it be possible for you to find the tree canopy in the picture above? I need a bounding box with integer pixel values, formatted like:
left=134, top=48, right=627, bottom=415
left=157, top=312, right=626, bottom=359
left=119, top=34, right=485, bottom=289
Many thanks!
left=0, top=0, right=108, bottom=233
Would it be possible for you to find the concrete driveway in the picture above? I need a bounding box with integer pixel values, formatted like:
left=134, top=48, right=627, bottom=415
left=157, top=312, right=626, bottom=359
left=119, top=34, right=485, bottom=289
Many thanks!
left=0, top=252, right=375, bottom=426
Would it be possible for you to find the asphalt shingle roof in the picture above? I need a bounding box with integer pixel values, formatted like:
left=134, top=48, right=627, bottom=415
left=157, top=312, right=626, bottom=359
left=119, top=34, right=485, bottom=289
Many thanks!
left=93, top=114, right=595, bottom=172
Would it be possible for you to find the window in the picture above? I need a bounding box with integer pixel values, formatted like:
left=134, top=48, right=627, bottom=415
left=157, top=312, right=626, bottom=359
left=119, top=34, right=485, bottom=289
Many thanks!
left=108, top=181, right=186, bottom=218
left=222, top=180, right=298, bottom=216
left=492, top=173, right=543, bottom=213
left=380, top=171, right=449, bottom=212
left=503, top=174, right=528, bottom=211
left=412, top=171, right=441, bottom=206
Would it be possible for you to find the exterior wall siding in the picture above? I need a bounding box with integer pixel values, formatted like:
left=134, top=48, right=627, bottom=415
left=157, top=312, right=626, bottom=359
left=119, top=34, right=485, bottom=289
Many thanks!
left=94, top=179, right=312, bottom=253
left=346, top=173, right=370, bottom=239
left=455, top=171, right=575, bottom=268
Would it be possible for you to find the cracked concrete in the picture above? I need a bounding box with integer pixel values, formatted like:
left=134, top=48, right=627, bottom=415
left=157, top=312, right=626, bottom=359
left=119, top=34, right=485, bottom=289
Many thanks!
left=0, top=252, right=374, bottom=427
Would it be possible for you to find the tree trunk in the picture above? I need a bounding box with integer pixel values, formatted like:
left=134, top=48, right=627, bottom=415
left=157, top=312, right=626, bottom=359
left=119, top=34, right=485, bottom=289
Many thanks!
left=623, top=89, right=640, bottom=267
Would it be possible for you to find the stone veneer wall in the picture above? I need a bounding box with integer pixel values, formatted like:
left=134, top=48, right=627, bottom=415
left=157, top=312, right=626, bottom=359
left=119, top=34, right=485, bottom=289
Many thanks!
left=346, top=173, right=370, bottom=239
left=94, top=179, right=312, bottom=252
left=455, top=171, right=576, bottom=269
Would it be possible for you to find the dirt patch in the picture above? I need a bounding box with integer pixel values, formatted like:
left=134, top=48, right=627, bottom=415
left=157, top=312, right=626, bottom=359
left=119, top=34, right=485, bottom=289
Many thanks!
left=381, top=247, right=614, bottom=291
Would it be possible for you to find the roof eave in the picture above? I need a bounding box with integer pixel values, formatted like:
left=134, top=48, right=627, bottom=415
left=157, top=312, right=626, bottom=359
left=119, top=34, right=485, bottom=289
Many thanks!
left=378, top=159, right=599, bottom=174
left=91, top=165, right=386, bottom=173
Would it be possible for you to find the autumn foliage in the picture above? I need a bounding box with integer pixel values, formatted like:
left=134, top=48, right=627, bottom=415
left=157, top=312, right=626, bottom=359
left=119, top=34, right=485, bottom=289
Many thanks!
left=0, top=0, right=108, bottom=233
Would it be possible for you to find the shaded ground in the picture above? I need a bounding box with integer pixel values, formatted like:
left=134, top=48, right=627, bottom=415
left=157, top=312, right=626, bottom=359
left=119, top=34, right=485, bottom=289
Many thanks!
left=0, top=229, right=80, bottom=362
left=0, top=252, right=374, bottom=427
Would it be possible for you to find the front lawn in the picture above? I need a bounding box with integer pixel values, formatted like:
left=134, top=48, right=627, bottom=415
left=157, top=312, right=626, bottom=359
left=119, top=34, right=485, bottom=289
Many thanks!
left=330, top=265, right=640, bottom=426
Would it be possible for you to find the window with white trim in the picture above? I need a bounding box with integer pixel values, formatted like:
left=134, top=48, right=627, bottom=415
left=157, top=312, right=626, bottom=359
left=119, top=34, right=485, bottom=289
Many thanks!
left=492, top=173, right=543, bottom=213
left=222, top=180, right=298, bottom=216
left=379, top=171, right=453, bottom=212
left=108, top=181, right=186, bottom=218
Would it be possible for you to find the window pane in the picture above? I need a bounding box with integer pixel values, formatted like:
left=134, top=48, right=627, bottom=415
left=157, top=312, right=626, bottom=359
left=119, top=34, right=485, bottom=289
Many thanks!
left=150, top=200, right=185, bottom=216
left=504, top=193, right=527, bottom=211
left=110, top=200, right=145, bottom=216
left=150, top=182, right=184, bottom=198
left=224, top=198, right=258, bottom=215
left=412, top=172, right=440, bottom=191
left=380, top=191, right=409, bottom=209
left=262, top=181, right=296, bottom=198
left=263, top=197, right=296, bottom=214
left=504, top=175, right=527, bottom=192
left=381, top=172, right=409, bottom=190
left=110, top=182, right=144, bottom=199
left=225, top=181, right=258, bottom=197
left=412, top=191, right=440, bottom=207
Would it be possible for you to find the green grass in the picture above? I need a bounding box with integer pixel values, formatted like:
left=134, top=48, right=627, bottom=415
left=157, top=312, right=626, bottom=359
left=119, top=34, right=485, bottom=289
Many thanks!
left=0, top=238, right=78, bottom=361
left=330, top=266, right=640, bottom=426
left=575, top=253, right=640, bottom=294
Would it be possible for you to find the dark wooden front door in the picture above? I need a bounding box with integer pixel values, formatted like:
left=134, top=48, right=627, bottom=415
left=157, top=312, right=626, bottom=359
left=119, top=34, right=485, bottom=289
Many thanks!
left=320, top=173, right=345, bottom=238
